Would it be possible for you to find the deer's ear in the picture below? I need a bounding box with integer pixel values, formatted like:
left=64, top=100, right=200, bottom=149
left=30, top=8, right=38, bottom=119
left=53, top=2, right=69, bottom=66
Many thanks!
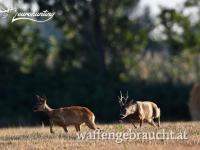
left=42, top=94, right=47, bottom=101
left=129, top=99, right=134, bottom=104
left=36, top=95, right=41, bottom=101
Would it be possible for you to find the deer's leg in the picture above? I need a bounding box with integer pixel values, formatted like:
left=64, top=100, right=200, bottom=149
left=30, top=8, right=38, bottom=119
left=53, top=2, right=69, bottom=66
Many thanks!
left=139, top=119, right=143, bottom=128
left=138, top=114, right=144, bottom=128
left=148, top=119, right=156, bottom=127
left=75, top=124, right=81, bottom=132
left=138, top=113, right=145, bottom=128
left=62, top=126, right=68, bottom=133
left=49, top=119, right=54, bottom=134
left=157, top=116, right=160, bottom=127
left=130, top=119, right=137, bottom=129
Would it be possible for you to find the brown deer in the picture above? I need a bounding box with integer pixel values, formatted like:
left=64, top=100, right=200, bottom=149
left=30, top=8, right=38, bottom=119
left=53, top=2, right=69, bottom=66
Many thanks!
left=118, top=91, right=160, bottom=128
left=34, top=95, right=98, bottom=133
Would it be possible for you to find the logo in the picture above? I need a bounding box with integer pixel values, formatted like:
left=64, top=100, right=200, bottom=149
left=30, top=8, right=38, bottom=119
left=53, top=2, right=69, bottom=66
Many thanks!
left=0, top=7, right=55, bottom=23
left=0, top=7, right=16, bottom=18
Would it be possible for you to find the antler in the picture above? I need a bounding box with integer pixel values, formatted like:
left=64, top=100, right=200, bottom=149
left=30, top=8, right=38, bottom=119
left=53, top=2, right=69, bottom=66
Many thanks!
left=124, top=91, right=129, bottom=104
left=117, top=91, right=129, bottom=107
left=117, top=91, right=125, bottom=107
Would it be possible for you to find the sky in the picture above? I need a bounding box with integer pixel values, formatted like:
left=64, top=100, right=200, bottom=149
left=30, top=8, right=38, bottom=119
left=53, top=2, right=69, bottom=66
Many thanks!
left=138, top=0, right=187, bottom=16
left=0, top=0, right=187, bottom=15
left=0, top=0, right=197, bottom=22
left=0, top=0, right=197, bottom=41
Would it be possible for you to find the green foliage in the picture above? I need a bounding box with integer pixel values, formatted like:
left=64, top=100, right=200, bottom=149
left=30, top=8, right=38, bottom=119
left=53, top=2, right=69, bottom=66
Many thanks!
left=0, top=0, right=199, bottom=125
left=158, top=0, right=200, bottom=54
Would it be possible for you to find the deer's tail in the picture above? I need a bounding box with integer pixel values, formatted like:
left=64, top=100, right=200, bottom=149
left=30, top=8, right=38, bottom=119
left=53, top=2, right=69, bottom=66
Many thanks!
left=153, top=105, right=160, bottom=119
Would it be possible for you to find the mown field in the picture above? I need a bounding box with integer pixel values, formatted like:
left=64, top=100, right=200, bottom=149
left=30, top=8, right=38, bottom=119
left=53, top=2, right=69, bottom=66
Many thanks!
left=0, top=122, right=199, bottom=150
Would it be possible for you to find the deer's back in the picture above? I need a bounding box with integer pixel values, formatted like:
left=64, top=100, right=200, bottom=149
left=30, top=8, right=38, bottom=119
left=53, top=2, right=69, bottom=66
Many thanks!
left=137, top=101, right=159, bottom=119
left=51, top=106, right=94, bottom=126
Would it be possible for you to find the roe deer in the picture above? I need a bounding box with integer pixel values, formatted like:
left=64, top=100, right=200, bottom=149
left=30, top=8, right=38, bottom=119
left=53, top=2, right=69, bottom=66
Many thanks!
left=34, top=95, right=98, bottom=133
left=118, top=91, right=160, bottom=128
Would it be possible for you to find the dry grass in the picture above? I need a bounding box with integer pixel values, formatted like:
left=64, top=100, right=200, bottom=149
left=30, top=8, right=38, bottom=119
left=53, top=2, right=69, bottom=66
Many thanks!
left=0, top=122, right=199, bottom=150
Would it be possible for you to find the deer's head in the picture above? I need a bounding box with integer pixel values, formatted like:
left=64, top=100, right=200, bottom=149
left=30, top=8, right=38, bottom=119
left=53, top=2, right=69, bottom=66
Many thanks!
left=33, top=95, right=48, bottom=112
left=120, top=100, right=137, bottom=119
left=117, top=91, right=136, bottom=119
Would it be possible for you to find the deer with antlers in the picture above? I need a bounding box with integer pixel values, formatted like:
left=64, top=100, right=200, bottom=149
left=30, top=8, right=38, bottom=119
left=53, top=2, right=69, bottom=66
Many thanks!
left=34, top=95, right=98, bottom=133
left=118, top=91, right=160, bottom=128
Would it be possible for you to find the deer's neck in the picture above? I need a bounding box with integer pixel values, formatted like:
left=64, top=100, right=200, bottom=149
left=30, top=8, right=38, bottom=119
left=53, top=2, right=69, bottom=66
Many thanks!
left=131, top=104, right=137, bottom=114
left=44, top=104, right=54, bottom=116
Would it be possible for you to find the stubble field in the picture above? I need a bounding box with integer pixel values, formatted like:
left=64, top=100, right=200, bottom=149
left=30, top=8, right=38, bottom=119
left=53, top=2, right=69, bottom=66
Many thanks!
left=0, top=122, right=199, bottom=150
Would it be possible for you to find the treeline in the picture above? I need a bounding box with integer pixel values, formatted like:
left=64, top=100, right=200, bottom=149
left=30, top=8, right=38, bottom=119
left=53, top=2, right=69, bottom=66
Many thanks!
left=0, top=0, right=199, bottom=125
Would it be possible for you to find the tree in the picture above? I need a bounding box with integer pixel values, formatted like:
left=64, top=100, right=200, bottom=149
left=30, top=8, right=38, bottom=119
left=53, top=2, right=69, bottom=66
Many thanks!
left=19, top=0, right=148, bottom=79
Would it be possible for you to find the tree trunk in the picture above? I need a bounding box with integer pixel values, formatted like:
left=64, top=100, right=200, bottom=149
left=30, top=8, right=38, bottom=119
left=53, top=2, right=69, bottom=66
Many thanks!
left=91, top=0, right=106, bottom=78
